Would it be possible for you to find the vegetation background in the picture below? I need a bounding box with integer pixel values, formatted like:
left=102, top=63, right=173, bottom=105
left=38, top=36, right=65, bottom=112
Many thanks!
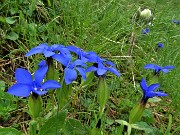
left=0, top=0, right=180, bottom=134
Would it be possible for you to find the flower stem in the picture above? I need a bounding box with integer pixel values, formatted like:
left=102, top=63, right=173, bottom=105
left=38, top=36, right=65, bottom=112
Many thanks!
left=29, top=120, right=37, bottom=135
left=128, top=31, right=136, bottom=56
left=46, top=57, right=56, bottom=109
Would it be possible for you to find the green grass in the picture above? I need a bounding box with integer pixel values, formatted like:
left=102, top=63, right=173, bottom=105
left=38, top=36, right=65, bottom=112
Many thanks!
left=0, top=0, right=180, bottom=134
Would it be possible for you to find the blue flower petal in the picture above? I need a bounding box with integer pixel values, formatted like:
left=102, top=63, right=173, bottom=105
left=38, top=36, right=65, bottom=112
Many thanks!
left=146, top=28, right=150, bottom=33
left=142, top=28, right=150, bottom=34
left=161, top=68, right=170, bottom=73
left=85, top=52, right=99, bottom=63
left=105, top=61, right=115, bottom=67
left=148, top=84, right=160, bottom=92
left=144, top=64, right=155, bottom=69
left=97, top=68, right=107, bottom=76
left=60, top=48, right=71, bottom=54
left=140, top=78, right=148, bottom=93
left=73, top=59, right=86, bottom=67
left=76, top=67, right=86, bottom=81
left=32, top=90, right=48, bottom=96
left=38, top=60, right=47, bottom=67
left=43, top=50, right=55, bottom=57
left=34, top=65, right=48, bottom=85
left=155, top=91, right=168, bottom=97
left=64, top=68, right=77, bottom=85
left=106, top=67, right=120, bottom=77
left=51, top=44, right=61, bottom=51
left=15, top=68, right=33, bottom=84
left=7, top=83, right=31, bottom=97
left=163, top=65, right=175, bottom=69
left=86, top=66, right=97, bottom=72
left=52, top=54, right=71, bottom=67
left=41, top=80, right=61, bottom=89
left=25, top=48, right=44, bottom=57
left=66, top=46, right=78, bottom=54
left=145, top=91, right=157, bottom=98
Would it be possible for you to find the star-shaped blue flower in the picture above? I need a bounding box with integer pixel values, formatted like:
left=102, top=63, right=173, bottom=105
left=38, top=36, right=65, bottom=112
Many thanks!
left=25, top=43, right=71, bottom=66
left=144, top=64, right=175, bottom=74
left=86, top=54, right=120, bottom=77
left=7, top=61, right=61, bottom=97
left=64, top=59, right=87, bottom=85
left=140, top=78, right=168, bottom=101
left=66, top=45, right=98, bottom=63
left=142, top=28, right=150, bottom=34
left=157, top=43, right=164, bottom=48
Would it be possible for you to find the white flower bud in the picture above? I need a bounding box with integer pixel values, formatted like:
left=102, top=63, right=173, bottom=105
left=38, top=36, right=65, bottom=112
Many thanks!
left=140, top=9, right=152, bottom=20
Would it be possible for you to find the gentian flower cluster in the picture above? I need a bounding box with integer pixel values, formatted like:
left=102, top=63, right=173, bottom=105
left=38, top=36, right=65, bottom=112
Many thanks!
left=8, top=61, right=61, bottom=97
left=144, top=64, right=175, bottom=74
left=25, top=43, right=120, bottom=85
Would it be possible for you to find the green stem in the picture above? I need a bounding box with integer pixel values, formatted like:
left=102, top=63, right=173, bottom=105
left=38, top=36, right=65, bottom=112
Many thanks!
left=29, top=120, right=37, bottom=135
left=127, top=125, right=132, bottom=135
left=46, top=57, right=55, bottom=108
left=56, top=77, right=72, bottom=109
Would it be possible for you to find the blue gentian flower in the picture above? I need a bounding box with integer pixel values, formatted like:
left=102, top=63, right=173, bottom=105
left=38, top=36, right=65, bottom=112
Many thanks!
left=140, top=78, right=168, bottom=103
left=144, top=64, right=175, bottom=74
left=64, top=59, right=87, bottom=85
left=157, top=43, right=164, bottom=48
left=172, top=20, right=180, bottom=25
left=66, top=46, right=88, bottom=62
left=142, top=28, right=150, bottom=34
left=66, top=45, right=98, bottom=63
left=7, top=61, right=61, bottom=97
left=25, top=43, right=71, bottom=66
left=86, top=54, right=120, bottom=77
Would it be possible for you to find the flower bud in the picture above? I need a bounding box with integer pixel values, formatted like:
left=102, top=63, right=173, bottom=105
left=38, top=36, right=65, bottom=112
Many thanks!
left=140, top=9, right=152, bottom=20
left=129, top=102, right=145, bottom=124
left=28, top=93, right=42, bottom=118
left=97, top=76, right=109, bottom=118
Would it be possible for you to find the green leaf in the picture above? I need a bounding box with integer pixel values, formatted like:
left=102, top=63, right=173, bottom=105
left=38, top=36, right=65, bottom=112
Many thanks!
left=26, top=23, right=37, bottom=36
left=0, top=81, right=18, bottom=116
left=0, top=127, right=24, bottom=135
left=115, top=120, right=129, bottom=126
left=0, top=99, right=17, bottom=116
left=0, top=81, right=5, bottom=91
left=38, top=110, right=67, bottom=135
left=0, top=16, right=6, bottom=23
left=148, top=97, right=161, bottom=103
left=106, top=118, right=114, bottom=125
left=6, top=32, right=19, bottom=41
left=5, top=17, right=16, bottom=24
left=143, top=109, right=155, bottom=123
left=80, top=72, right=94, bottom=88
left=164, top=114, right=172, bottom=135
left=64, top=118, right=86, bottom=135
left=131, top=122, right=163, bottom=135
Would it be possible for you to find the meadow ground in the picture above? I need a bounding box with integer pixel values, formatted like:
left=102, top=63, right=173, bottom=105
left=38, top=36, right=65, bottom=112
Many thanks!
left=0, top=0, right=180, bottom=134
